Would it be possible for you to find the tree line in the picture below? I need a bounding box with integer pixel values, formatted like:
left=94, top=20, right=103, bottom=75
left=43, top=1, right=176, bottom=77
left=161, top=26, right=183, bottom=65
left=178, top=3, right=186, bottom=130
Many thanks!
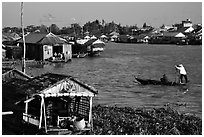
left=2, top=19, right=152, bottom=37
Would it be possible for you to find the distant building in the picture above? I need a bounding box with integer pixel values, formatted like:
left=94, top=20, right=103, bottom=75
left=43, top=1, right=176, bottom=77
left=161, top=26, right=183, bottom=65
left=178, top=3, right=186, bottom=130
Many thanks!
left=100, top=35, right=108, bottom=42
left=174, top=19, right=193, bottom=30
left=149, top=32, right=186, bottom=44
left=182, top=19, right=193, bottom=28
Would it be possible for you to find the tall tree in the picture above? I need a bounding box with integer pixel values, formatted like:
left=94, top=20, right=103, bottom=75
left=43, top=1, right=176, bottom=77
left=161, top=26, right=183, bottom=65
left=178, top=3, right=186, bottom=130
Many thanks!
left=49, top=24, right=60, bottom=34
left=143, top=22, right=147, bottom=28
left=39, top=24, right=48, bottom=33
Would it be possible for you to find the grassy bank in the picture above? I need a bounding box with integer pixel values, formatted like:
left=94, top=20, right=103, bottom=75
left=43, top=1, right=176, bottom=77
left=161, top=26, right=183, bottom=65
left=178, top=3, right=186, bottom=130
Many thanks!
left=91, top=105, right=202, bottom=135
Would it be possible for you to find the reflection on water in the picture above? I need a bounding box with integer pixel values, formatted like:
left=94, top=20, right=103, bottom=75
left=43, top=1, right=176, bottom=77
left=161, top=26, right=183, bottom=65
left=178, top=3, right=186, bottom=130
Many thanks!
left=19, top=43, right=202, bottom=117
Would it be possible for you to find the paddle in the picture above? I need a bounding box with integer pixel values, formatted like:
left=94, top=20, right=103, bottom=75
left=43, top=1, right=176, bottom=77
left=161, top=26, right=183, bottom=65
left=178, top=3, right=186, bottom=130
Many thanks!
left=174, top=67, right=180, bottom=84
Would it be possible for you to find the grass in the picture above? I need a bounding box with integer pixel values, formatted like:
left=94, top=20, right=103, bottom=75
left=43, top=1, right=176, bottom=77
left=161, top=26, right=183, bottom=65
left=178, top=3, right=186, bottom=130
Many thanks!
left=91, top=105, right=202, bottom=135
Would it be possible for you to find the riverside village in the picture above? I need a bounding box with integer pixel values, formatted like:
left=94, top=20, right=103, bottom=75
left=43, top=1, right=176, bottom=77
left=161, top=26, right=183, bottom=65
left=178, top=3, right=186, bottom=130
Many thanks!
left=2, top=2, right=202, bottom=135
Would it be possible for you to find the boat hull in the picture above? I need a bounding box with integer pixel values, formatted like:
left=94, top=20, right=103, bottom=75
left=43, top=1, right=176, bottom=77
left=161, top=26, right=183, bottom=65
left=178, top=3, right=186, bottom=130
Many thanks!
left=134, top=77, right=186, bottom=86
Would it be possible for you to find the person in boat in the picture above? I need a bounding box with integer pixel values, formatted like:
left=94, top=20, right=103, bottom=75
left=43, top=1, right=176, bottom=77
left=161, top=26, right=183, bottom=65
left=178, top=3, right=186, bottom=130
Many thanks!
left=160, top=74, right=169, bottom=84
left=175, top=64, right=188, bottom=84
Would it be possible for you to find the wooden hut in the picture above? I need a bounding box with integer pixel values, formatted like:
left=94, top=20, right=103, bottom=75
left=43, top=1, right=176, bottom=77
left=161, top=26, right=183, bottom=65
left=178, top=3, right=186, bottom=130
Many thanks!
left=17, top=32, right=72, bottom=61
left=2, top=72, right=98, bottom=134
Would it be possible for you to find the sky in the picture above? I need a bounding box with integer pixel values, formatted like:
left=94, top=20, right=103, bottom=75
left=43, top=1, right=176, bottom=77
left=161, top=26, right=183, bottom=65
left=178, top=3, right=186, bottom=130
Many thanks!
left=1, top=1, right=202, bottom=28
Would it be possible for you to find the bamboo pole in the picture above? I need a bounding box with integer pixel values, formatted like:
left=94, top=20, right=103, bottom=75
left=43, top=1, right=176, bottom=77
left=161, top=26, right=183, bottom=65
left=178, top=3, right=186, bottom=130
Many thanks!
left=21, top=2, right=26, bottom=73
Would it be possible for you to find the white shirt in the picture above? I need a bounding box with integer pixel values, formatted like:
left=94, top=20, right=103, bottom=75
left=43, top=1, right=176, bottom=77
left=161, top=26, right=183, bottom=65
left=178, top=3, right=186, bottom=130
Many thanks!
left=175, top=65, right=187, bottom=75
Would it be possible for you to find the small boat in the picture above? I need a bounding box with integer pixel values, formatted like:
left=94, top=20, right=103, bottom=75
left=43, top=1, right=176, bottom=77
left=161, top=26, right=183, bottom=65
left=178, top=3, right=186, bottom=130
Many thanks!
left=50, top=59, right=65, bottom=63
left=72, top=53, right=88, bottom=58
left=134, top=76, right=186, bottom=86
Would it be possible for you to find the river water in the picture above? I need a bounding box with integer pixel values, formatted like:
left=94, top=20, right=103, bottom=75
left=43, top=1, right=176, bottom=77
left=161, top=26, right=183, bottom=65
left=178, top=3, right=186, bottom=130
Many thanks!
left=16, top=43, right=202, bottom=118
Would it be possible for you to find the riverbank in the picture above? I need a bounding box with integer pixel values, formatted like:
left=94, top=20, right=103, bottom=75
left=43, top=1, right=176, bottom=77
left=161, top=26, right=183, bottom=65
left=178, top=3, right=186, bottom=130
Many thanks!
left=2, top=105, right=202, bottom=135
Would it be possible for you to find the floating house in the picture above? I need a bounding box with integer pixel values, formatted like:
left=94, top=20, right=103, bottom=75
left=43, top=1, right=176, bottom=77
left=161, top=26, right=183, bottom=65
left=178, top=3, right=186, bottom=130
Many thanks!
left=17, top=32, right=72, bottom=62
left=2, top=70, right=98, bottom=134
left=109, top=31, right=119, bottom=42
left=110, top=35, right=118, bottom=42
left=2, top=32, right=22, bottom=59
left=84, top=39, right=105, bottom=56
left=182, top=19, right=193, bottom=28
left=149, top=32, right=186, bottom=44
left=2, top=32, right=21, bottom=45
left=116, top=35, right=130, bottom=43
left=100, top=35, right=108, bottom=42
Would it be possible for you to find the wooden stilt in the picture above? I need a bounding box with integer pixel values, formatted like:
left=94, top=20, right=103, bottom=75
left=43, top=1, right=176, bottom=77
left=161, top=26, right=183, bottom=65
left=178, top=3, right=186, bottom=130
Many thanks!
left=25, top=96, right=28, bottom=121
left=88, top=97, right=93, bottom=130
left=42, top=96, right=47, bottom=132
left=39, top=96, right=43, bottom=129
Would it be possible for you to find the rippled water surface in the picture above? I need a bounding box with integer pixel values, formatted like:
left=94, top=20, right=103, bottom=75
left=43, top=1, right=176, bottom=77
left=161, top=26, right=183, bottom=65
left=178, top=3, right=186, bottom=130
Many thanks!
left=17, top=43, right=202, bottom=117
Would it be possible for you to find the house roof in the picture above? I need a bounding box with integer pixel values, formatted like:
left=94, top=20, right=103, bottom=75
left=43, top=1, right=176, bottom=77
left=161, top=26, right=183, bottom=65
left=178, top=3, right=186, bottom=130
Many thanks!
left=109, top=31, right=119, bottom=36
left=84, top=39, right=97, bottom=46
left=3, top=73, right=98, bottom=98
left=162, top=32, right=185, bottom=37
left=90, top=35, right=97, bottom=39
left=100, top=35, right=108, bottom=38
left=17, top=32, right=67, bottom=45
left=92, top=39, right=105, bottom=48
left=40, top=33, right=66, bottom=45
left=2, top=68, right=32, bottom=82
left=177, top=27, right=194, bottom=33
left=2, top=67, right=13, bottom=74
left=84, top=35, right=90, bottom=39
left=2, top=32, right=21, bottom=42
left=18, top=33, right=47, bottom=44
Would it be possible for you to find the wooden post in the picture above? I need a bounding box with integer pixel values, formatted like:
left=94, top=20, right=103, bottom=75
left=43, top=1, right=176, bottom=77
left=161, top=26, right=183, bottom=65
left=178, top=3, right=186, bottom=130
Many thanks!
left=25, top=96, right=28, bottom=121
left=39, top=96, right=44, bottom=129
left=88, top=97, right=93, bottom=128
left=21, top=2, right=26, bottom=73
left=43, top=97, right=47, bottom=132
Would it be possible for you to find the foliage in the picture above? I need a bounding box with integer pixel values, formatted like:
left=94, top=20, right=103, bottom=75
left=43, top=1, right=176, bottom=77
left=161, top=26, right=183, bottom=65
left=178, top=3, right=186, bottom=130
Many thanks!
left=91, top=105, right=202, bottom=135
left=2, top=19, right=147, bottom=37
